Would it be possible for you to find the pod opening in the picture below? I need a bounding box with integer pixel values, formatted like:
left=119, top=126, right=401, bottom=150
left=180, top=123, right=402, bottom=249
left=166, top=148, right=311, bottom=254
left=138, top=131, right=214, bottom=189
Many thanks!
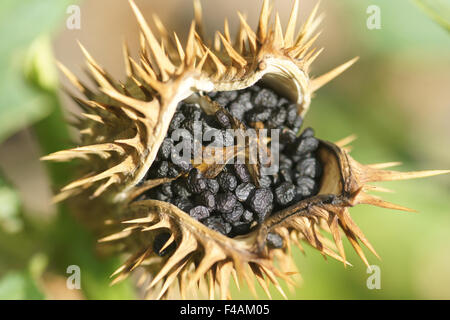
left=134, top=82, right=323, bottom=243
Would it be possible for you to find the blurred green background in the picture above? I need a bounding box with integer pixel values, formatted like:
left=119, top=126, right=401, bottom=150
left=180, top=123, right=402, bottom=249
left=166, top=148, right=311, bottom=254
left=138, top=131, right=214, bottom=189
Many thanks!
left=0, top=0, right=449, bottom=299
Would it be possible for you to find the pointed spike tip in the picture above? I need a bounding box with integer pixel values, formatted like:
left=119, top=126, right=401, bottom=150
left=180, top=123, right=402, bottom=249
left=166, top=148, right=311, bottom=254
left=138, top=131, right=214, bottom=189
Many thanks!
left=311, top=57, right=359, bottom=92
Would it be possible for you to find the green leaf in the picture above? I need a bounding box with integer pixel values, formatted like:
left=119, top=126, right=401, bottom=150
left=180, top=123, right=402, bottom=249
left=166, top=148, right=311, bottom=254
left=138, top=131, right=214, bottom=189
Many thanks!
left=24, top=36, right=59, bottom=92
left=0, top=174, right=22, bottom=233
left=0, top=271, right=44, bottom=300
left=415, top=0, right=450, bottom=31
left=0, top=0, right=78, bottom=143
left=0, top=60, right=54, bottom=144
left=345, top=0, right=450, bottom=56
left=48, top=211, right=136, bottom=300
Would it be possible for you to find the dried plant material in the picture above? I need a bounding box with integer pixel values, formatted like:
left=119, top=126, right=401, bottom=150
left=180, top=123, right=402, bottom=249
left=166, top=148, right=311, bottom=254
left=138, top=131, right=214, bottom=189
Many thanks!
left=43, top=0, right=449, bottom=300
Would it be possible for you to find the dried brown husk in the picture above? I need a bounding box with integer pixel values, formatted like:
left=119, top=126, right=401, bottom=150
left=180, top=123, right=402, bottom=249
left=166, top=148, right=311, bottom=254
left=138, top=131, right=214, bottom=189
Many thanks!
left=42, top=0, right=449, bottom=299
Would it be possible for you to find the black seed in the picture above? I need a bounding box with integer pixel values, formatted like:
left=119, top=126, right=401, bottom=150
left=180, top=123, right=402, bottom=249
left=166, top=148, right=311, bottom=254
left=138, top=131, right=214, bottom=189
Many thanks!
left=223, top=202, right=244, bottom=223
left=169, top=112, right=185, bottom=131
left=271, top=174, right=280, bottom=186
left=233, top=163, right=250, bottom=182
left=158, top=138, right=174, bottom=160
left=206, top=179, right=220, bottom=194
left=296, top=177, right=317, bottom=198
left=207, top=129, right=234, bottom=147
left=202, top=216, right=231, bottom=235
left=267, top=232, right=283, bottom=249
left=216, top=96, right=230, bottom=108
left=189, top=205, right=210, bottom=220
left=215, top=110, right=231, bottom=128
left=182, top=103, right=202, bottom=121
left=279, top=155, right=293, bottom=169
left=259, top=175, right=272, bottom=188
left=285, top=104, right=298, bottom=127
left=280, top=128, right=297, bottom=145
left=153, top=232, right=176, bottom=256
left=235, top=182, right=255, bottom=202
left=202, top=116, right=219, bottom=131
left=253, top=88, right=278, bottom=108
left=187, top=168, right=208, bottom=193
left=215, top=91, right=238, bottom=108
left=268, top=107, right=287, bottom=128
left=228, top=102, right=246, bottom=120
left=296, top=157, right=321, bottom=178
left=294, top=136, right=319, bottom=156
left=283, top=103, right=303, bottom=131
left=224, top=221, right=232, bottom=234
left=217, top=172, right=238, bottom=192
left=187, top=167, right=201, bottom=180
left=216, top=192, right=237, bottom=214
left=207, top=91, right=218, bottom=98
left=277, top=97, right=289, bottom=107
left=242, top=210, right=254, bottom=223
left=161, top=183, right=173, bottom=197
left=198, top=190, right=216, bottom=210
left=193, top=177, right=207, bottom=193
left=300, top=127, right=315, bottom=139
left=181, top=119, right=197, bottom=133
left=290, top=154, right=302, bottom=163
left=172, top=197, right=193, bottom=212
left=167, top=164, right=180, bottom=178
left=221, top=130, right=235, bottom=147
left=154, top=160, right=169, bottom=178
left=246, top=107, right=271, bottom=123
left=171, top=152, right=192, bottom=172
left=279, top=167, right=294, bottom=183
left=275, top=182, right=297, bottom=206
left=236, top=91, right=252, bottom=104
left=249, top=84, right=262, bottom=93
left=172, top=180, right=191, bottom=198
left=231, top=222, right=251, bottom=236
left=291, top=116, right=303, bottom=131
left=153, top=191, right=169, bottom=201
left=247, top=188, right=273, bottom=223
left=220, top=91, right=238, bottom=102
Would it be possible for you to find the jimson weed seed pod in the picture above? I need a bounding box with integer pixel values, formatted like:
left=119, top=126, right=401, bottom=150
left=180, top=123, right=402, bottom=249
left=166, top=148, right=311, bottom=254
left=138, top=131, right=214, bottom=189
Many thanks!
left=43, top=0, right=449, bottom=299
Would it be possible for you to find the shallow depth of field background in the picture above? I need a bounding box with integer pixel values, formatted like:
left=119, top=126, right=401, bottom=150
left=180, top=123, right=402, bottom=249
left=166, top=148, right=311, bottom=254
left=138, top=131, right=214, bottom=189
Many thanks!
left=0, top=0, right=449, bottom=299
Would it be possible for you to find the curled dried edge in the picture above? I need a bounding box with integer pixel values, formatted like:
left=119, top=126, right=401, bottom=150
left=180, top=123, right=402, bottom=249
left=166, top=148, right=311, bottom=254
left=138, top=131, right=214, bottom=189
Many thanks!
left=41, top=0, right=449, bottom=299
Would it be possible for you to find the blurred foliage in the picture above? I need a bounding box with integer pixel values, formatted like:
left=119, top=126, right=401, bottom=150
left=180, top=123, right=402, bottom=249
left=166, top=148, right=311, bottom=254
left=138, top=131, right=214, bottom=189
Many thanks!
left=0, top=271, right=44, bottom=300
left=415, top=0, right=450, bottom=31
left=344, top=0, right=450, bottom=55
left=0, top=173, right=22, bottom=233
left=0, top=0, right=77, bottom=143
left=0, top=0, right=449, bottom=300
left=0, top=0, right=135, bottom=299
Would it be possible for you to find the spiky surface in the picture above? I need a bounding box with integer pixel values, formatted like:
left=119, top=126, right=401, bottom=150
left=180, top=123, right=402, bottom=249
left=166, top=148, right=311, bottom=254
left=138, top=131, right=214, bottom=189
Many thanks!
left=42, top=0, right=449, bottom=300
left=43, top=0, right=356, bottom=202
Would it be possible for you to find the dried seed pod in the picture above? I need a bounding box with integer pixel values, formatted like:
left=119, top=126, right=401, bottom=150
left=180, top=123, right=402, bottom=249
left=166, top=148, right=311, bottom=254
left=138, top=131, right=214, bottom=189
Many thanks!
left=42, top=0, right=449, bottom=300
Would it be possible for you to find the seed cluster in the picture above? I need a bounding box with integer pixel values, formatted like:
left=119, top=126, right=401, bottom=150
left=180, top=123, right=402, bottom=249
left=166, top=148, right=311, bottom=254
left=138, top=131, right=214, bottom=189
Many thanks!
left=140, top=85, right=322, bottom=241
left=208, top=85, right=303, bottom=132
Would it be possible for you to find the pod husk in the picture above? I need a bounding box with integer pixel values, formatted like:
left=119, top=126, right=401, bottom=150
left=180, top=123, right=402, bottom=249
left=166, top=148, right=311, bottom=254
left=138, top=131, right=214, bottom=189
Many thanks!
left=42, top=0, right=449, bottom=299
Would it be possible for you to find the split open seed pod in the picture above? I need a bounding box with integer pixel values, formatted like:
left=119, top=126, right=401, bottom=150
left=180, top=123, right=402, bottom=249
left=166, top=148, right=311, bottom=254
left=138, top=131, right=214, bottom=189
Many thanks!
left=43, top=0, right=449, bottom=299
